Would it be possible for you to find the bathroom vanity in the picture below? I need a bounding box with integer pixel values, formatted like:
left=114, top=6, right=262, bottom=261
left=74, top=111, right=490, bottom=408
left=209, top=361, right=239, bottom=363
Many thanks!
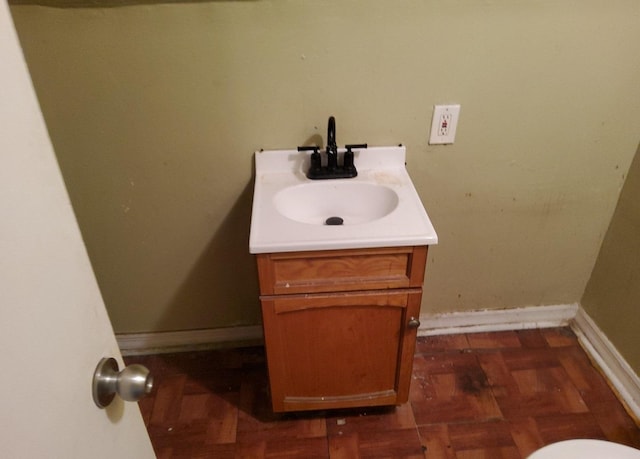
left=255, top=245, right=427, bottom=412
left=249, top=145, right=437, bottom=412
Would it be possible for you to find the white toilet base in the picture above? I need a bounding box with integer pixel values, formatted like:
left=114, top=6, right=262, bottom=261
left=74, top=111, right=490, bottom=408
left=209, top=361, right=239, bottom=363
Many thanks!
left=528, top=439, right=640, bottom=458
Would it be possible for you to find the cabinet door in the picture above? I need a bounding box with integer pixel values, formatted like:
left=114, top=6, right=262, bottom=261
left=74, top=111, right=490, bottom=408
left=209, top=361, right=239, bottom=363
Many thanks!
left=260, top=289, right=422, bottom=412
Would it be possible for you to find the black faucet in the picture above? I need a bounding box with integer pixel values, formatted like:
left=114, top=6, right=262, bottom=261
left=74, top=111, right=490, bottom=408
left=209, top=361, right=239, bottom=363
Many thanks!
left=298, top=116, right=367, bottom=180
left=326, top=116, right=338, bottom=170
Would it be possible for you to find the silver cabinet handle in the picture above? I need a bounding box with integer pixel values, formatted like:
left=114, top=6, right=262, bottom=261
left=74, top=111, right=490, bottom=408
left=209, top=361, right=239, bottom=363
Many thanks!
left=407, top=317, right=421, bottom=329
left=92, top=357, right=153, bottom=409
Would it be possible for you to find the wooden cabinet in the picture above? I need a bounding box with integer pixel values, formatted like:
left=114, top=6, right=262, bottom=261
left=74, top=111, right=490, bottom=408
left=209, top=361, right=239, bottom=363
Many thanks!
left=256, top=246, right=428, bottom=412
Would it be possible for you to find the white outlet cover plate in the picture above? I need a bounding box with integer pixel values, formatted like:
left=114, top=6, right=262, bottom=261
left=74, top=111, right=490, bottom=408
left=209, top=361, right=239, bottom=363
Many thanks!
left=429, top=104, right=461, bottom=145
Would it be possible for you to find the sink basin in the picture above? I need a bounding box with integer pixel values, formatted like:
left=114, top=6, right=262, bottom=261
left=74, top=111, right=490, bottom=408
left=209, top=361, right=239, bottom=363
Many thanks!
left=273, top=182, right=399, bottom=225
left=249, top=146, right=438, bottom=253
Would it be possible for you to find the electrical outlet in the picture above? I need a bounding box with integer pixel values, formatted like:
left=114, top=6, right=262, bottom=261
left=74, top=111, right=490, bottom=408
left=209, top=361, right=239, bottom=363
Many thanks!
left=429, top=104, right=461, bottom=145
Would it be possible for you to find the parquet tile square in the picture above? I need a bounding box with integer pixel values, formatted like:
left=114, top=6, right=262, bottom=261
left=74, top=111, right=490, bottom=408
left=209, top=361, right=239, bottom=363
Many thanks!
left=512, top=330, right=548, bottom=349
left=446, top=420, right=515, bottom=451
left=466, top=331, right=522, bottom=349
left=125, top=327, right=640, bottom=458
left=508, top=417, right=545, bottom=457
left=533, top=412, right=606, bottom=444
left=411, top=352, right=503, bottom=425
left=541, top=327, right=579, bottom=347
left=235, top=436, right=329, bottom=459
left=325, top=403, right=417, bottom=435
left=150, top=374, right=187, bottom=425
left=418, top=424, right=456, bottom=458
left=325, top=404, right=425, bottom=458
left=360, top=430, right=425, bottom=458
left=415, top=334, right=470, bottom=353
left=502, top=366, right=588, bottom=417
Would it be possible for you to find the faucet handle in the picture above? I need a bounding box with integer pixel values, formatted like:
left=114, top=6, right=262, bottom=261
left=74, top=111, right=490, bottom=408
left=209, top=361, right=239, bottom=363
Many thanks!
left=298, top=146, right=322, bottom=174
left=297, top=145, right=320, bottom=153
left=343, top=144, right=366, bottom=173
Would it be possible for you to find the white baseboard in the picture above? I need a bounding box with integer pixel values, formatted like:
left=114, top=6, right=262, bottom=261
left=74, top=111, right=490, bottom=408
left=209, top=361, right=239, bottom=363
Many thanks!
left=116, top=304, right=580, bottom=353
left=571, top=308, right=640, bottom=419
left=418, top=303, right=579, bottom=336
left=117, top=325, right=263, bottom=356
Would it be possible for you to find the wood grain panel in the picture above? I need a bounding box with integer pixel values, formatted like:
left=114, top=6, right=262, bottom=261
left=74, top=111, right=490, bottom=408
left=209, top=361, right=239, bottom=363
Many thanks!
left=261, top=290, right=422, bottom=412
left=256, top=246, right=427, bottom=295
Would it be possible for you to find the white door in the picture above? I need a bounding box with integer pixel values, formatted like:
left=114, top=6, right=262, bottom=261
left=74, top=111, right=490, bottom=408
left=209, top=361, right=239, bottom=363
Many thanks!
left=0, top=3, right=155, bottom=458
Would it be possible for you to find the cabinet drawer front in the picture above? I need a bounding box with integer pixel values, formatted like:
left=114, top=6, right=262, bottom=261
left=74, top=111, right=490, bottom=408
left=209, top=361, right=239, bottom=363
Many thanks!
left=257, top=246, right=427, bottom=295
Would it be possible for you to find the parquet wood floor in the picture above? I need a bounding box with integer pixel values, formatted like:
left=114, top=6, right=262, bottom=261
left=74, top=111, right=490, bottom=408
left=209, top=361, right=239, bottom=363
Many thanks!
left=125, top=328, right=640, bottom=458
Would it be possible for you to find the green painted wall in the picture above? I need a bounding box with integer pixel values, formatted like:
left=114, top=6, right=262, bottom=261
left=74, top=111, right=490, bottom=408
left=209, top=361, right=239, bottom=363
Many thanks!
left=582, top=144, right=640, bottom=373
left=9, top=0, right=640, bottom=334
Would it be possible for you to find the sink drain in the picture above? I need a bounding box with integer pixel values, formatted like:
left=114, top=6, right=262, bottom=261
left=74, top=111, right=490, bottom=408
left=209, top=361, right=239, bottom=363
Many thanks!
left=325, top=216, right=344, bottom=226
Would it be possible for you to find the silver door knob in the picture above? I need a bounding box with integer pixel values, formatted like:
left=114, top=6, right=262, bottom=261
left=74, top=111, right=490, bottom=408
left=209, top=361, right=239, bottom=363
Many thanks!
left=407, top=317, right=421, bottom=329
left=92, top=357, right=153, bottom=409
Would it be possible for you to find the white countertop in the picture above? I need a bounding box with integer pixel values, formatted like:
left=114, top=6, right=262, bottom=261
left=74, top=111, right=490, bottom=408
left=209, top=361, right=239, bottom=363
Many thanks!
left=249, top=146, right=438, bottom=254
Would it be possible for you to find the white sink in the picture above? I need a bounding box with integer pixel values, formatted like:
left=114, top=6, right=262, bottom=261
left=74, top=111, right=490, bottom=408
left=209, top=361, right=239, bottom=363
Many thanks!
left=249, top=146, right=438, bottom=253
left=273, top=182, right=399, bottom=225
